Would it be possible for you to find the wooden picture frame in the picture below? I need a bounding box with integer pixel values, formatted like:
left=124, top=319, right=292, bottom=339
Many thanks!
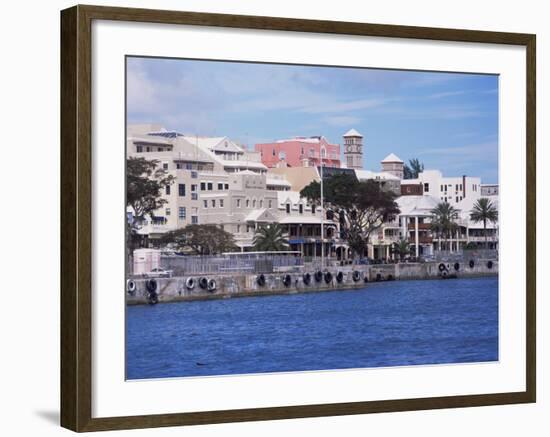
left=60, top=4, right=536, bottom=432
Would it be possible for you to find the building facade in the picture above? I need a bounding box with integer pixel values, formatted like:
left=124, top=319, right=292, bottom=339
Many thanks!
left=255, top=136, right=341, bottom=168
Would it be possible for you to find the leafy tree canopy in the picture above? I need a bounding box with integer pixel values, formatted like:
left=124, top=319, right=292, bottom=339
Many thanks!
left=300, top=174, right=400, bottom=258
left=158, top=224, right=238, bottom=255
left=126, top=157, right=175, bottom=220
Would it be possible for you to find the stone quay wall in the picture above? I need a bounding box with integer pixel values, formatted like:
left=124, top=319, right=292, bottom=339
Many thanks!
left=126, top=259, right=498, bottom=305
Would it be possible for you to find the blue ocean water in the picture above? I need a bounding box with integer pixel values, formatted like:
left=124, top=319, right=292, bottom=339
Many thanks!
left=126, top=276, right=498, bottom=380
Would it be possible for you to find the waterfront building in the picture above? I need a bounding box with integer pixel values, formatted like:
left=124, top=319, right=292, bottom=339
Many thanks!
left=373, top=169, right=499, bottom=260
left=277, top=191, right=341, bottom=259
left=127, top=125, right=344, bottom=256
left=127, top=125, right=282, bottom=250
left=255, top=136, right=341, bottom=168
left=343, top=128, right=363, bottom=169
left=127, top=125, right=497, bottom=260
left=400, top=169, right=481, bottom=207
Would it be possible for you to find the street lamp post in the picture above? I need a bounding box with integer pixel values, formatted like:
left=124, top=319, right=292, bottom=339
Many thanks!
left=320, top=147, right=325, bottom=270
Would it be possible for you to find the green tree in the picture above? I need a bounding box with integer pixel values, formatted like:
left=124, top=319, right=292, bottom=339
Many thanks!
left=158, top=224, right=238, bottom=255
left=253, top=223, right=290, bottom=251
left=430, top=202, right=460, bottom=251
left=301, top=174, right=400, bottom=259
left=403, top=158, right=425, bottom=179
left=470, top=198, right=499, bottom=249
left=126, top=157, right=174, bottom=266
left=392, top=238, right=411, bottom=261
left=126, top=157, right=175, bottom=220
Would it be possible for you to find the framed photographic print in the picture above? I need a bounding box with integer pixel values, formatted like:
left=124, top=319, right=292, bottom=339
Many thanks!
left=60, top=4, right=536, bottom=432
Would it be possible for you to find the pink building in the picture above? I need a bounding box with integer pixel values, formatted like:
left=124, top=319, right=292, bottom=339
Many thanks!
left=255, top=136, right=341, bottom=168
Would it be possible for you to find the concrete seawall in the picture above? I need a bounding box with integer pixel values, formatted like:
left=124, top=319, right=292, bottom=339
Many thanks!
left=126, top=260, right=498, bottom=305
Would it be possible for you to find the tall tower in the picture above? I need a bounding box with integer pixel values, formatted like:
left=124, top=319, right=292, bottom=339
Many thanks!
left=343, top=128, right=363, bottom=169
left=381, top=153, right=404, bottom=179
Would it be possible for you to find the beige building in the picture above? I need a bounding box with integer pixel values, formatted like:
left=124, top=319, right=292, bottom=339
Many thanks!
left=127, top=125, right=320, bottom=251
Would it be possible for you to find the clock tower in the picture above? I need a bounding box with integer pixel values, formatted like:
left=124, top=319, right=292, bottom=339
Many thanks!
left=343, top=128, right=363, bottom=169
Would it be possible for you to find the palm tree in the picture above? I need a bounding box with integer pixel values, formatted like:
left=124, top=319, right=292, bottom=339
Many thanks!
left=392, top=238, right=411, bottom=261
left=253, top=223, right=290, bottom=251
left=430, top=202, right=460, bottom=251
left=470, top=198, right=498, bottom=249
left=404, top=158, right=425, bottom=179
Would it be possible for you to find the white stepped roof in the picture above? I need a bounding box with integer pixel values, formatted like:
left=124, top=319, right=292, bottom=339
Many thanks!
left=381, top=153, right=404, bottom=163
left=343, top=128, right=363, bottom=137
left=397, top=195, right=440, bottom=216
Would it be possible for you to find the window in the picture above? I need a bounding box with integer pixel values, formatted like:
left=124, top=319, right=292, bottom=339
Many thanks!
left=207, top=182, right=213, bottom=191
left=268, top=200, right=272, bottom=209
left=200, top=182, right=206, bottom=190
left=178, top=184, right=185, bottom=197
left=460, top=184, right=463, bottom=190
left=312, top=204, right=316, bottom=214
left=220, top=199, right=224, bottom=208
left=186, top=163, right=193, bottom=170
left=146, top=146, right=151, bottom=152
left=191, top=171, right=198, bottom=178
left=191, top=216, right=198, bottom=224
left=176, top=163, right=181, bottom=169
left=246, top=199, right=250, bottom=208
left=203, top=200, right=208, bottom=208
left=286, top=204, right=290, bottom=214
left=237, top=224, right=241, bottom=232
left=224, top=184, right=229, bottom=190
left=237, top=199, right=241, bottom=208
left=259, top=200, right=263, bottom=208
left=253, top=199, right=256, bottom=208
left=136, top=145, right=143, bottom=153
left=191, top=193, right=198, bottom=200
left=279, top=151, right=286, bottom=160
left=424, top=183, right=429, bottom=192
left=158, top=147, right=164, bottom=152
left=165, top=208, right=171, bottom=216
left=178, top=207, right=186, bottom=219
left=455, top=184, right=459, bottom=191
left=218, top=183, right=223, bottom=190
left=191, top=184, right=197, bottom=192
left=165, top=185, right=170, bottom=195
left=444, top=197, right=447, bottom=202
left=440, top=185, right=443, bottom=191
left=212, top=200, right=216, bottom=208
left=299, top=204, right=303, bottom=214
left=163, top=162, right=168, bottom=170
left=272, top=148, right=275, bottom=156
left=456, top=196, right=459, bottom=203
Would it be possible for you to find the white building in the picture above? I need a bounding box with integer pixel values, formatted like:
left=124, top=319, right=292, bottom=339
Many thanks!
left=401, top=169, right=481, bottom=206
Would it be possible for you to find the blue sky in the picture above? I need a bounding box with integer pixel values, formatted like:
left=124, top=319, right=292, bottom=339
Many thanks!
left=127, top=57, right=499, bottom=183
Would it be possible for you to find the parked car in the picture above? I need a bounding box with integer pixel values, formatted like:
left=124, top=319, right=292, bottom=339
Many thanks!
left=143, top=267, right=173, bottom=278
